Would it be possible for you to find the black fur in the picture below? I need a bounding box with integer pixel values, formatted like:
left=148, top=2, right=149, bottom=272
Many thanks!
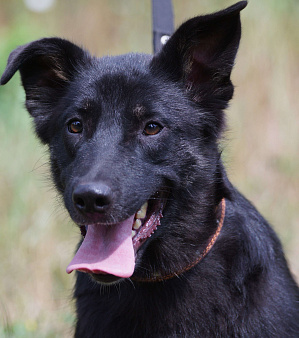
left=1, top=2, right=298, bottom=337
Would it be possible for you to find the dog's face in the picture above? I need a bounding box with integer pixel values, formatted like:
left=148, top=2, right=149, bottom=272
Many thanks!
left=1, top=2, right=247, bottom=284
left=50, top=54, right=173, bottom=225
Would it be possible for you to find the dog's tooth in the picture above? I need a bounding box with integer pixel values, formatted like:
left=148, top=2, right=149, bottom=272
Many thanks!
left=131, top=230, right=137, bottom=238
left=133, top=219, right=142, bottom=230
left=136, top=202, right=148, bottom=219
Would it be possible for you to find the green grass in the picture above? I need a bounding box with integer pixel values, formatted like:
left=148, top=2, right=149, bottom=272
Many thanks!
left=0, top=0, right=298, bottom=335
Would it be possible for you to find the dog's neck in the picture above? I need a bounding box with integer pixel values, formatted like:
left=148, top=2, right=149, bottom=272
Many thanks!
left=132, top=198, right=226, bottom=283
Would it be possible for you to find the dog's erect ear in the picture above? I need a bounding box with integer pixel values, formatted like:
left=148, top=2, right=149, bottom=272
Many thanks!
left=150, top=1, right=247, bottom=110
left=1, top=38, right=90, bottom=143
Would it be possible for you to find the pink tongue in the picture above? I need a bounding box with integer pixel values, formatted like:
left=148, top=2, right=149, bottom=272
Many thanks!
left=66, top=215, right=135, bottom=278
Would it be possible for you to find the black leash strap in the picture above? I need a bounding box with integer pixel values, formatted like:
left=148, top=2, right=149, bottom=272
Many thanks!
left=152, top=0, right=174, bottom=54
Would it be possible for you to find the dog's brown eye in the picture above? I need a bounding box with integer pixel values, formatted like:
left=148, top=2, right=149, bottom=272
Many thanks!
left=68, top=120, right=83, bottom=134
left=143, top=122, right=162, bottom=136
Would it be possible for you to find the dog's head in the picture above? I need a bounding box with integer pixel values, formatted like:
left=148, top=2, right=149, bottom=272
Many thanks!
left=1, top=2, right=247, bottom=284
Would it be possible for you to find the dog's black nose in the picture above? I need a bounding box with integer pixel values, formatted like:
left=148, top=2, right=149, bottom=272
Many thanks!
left=72, top=183, right=112, bottom=214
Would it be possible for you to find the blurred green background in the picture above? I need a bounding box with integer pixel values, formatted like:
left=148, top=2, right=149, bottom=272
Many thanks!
left=0, top=0, right=298, bottom=336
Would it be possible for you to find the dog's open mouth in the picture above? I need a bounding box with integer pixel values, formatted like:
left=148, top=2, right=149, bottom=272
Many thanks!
left=66, top=191, right=166, bottom=280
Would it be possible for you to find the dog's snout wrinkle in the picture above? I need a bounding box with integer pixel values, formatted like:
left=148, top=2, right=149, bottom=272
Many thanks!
left=72, top=182, right=112, bottom=214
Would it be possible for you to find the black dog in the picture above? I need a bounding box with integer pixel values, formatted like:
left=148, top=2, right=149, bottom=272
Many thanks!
left=1, top=1, right=298, bottom=337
